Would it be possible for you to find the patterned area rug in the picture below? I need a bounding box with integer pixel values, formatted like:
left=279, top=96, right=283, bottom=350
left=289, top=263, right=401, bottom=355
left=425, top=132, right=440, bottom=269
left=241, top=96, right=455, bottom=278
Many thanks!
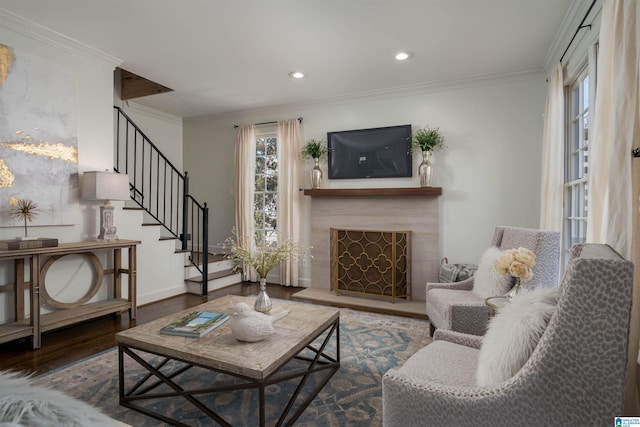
left=34, top=308, right=431, bottom=426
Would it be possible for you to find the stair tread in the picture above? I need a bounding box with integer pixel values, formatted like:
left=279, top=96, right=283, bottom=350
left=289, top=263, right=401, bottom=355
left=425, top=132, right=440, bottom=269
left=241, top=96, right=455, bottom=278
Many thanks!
left=185, top=268, right=239, bottom=283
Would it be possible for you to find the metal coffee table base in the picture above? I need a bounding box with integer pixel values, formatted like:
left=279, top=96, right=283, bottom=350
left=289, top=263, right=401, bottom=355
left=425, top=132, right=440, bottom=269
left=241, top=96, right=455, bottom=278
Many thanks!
left=118, top=318, right=340, bottom=427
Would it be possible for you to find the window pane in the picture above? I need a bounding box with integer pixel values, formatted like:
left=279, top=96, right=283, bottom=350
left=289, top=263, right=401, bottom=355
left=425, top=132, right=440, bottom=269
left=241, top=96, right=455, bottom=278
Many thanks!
left=254, top=132, right=278, bottom=247
left=583, top=75, right=589, bottom=110
left=255, top=156, right=265, bottom=174
left=564, top=67, right=591, bottom=263
left=256, top=139, right=265, bottom=156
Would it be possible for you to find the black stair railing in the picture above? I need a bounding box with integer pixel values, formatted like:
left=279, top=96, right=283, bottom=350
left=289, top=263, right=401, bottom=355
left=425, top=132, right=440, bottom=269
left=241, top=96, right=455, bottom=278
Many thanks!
left=113, top=106, right=209, bottom=295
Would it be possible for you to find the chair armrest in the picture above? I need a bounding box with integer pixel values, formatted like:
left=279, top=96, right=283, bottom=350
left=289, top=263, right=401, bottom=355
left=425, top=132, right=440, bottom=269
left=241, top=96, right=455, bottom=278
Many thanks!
left=426, top=276, right=474, bottom=292
left=433, top=329, right=483, bottom=349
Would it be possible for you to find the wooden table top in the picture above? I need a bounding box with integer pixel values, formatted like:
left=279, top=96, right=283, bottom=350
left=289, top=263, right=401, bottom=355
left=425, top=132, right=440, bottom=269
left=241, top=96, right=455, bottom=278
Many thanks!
left=116, top=295, right=339, bottom=380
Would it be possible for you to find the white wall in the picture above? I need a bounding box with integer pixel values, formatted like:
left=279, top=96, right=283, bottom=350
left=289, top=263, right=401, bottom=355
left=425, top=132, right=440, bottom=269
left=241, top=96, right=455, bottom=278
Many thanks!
left=120, top=102, right=184, bottom=170
left=184, top=71, right=547, bottom=285
left=0, top=11, right=187, bottom=321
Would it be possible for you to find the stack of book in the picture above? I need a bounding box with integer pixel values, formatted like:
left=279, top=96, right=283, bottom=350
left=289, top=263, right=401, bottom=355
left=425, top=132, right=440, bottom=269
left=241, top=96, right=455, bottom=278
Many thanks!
left=160, top=311, right=230, bottom=338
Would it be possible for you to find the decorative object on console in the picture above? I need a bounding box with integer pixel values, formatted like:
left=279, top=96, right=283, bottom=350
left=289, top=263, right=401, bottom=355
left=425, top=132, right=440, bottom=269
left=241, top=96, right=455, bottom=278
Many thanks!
left=9, top=198, right=39, bottom=239
left=300, top=138, right=328, bottom=189
left=223, top=228, right=306, bottom=314
left=81, top=171, right=130, bottom=242
left=494, top=247, right=536, bottom=298
left=230, top=302, right=289, bottom=342
left=411, top=126, right=445, bottom=187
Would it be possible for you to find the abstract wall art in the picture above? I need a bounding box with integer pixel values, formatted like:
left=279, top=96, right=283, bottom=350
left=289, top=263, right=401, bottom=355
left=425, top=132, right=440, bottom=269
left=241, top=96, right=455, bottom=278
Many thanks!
left=0, top=43, right=79, bottom=228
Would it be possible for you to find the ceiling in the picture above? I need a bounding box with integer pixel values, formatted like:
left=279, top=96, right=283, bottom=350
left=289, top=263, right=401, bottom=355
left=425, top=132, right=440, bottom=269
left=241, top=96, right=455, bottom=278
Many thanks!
left=0, top=0, right=575, bottom=119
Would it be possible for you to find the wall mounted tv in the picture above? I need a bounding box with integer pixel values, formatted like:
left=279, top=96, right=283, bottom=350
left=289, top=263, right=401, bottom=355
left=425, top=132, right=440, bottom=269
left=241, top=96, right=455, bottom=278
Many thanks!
left=327, top=124, right=412, bottom=179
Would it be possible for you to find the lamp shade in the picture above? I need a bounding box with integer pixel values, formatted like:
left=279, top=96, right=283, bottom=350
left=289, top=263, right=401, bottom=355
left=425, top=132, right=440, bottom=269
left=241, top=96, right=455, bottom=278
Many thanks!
left=82, top=171, right=130, bottom=201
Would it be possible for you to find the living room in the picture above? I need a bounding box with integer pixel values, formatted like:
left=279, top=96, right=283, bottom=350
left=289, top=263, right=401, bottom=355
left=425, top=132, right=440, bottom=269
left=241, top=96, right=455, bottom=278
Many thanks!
left=0, top=0, right=639, bottom=425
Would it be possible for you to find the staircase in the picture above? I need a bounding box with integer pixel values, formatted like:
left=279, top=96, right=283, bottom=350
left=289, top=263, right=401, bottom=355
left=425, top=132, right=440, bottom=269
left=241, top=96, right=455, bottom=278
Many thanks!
left=113, top=106, right=240, bottom=294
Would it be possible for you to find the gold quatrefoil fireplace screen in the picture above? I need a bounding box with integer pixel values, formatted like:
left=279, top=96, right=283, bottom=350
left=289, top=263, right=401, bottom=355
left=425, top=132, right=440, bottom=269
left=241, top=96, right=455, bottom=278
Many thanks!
left=330, top=228, right=411, bottom=303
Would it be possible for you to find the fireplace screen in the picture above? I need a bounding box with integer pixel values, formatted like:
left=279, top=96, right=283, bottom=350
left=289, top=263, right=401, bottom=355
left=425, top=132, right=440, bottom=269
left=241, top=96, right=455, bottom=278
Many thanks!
left=330, top=228, right=411, bottom=303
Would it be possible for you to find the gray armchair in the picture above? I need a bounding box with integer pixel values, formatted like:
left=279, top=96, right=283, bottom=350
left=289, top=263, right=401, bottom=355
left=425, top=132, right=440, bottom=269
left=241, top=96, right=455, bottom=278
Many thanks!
left=426, top=226, right=560, bottom=335
left=383, top=243, right=634, bottom=426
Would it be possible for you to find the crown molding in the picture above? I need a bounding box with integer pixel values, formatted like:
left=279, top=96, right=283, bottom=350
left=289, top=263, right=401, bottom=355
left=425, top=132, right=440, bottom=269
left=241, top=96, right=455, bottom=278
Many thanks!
left=188, top=67, right=546, bottom=123
left=543, top=0, right=602, bottom=72
left=0, top=8, right=121, bottom=66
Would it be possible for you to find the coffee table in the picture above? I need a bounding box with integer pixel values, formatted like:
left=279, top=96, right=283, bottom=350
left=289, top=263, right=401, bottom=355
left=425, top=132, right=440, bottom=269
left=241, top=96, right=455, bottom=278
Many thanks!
left=116, top=295, right=340, bottom=426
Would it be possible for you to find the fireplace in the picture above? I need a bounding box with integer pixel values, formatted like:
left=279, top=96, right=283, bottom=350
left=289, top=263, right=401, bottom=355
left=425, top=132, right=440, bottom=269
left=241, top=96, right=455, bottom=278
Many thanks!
left=304, top=187, right=442, bottom=302
left=330, top=228, right=411, bottom=302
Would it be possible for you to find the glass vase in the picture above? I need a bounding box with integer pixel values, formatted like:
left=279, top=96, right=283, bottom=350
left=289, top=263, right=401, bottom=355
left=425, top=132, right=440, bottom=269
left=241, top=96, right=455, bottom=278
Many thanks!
left=254, top=277, right=272, bottom=314
left=505, top=276, right=522, bottom=299
left=418, top=150, right=433, bottom=187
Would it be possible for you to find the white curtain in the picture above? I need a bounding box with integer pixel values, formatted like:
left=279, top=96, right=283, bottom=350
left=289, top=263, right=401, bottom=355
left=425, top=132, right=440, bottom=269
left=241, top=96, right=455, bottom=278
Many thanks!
left=277, top=119, right=302, bottom=286
left=586, top=0, right=640, bottom=413
left=539, top=63, right=565, bottom=232
left=587, top=0, right=638, bottom=261
left=235, top=125, right=258, bottom=282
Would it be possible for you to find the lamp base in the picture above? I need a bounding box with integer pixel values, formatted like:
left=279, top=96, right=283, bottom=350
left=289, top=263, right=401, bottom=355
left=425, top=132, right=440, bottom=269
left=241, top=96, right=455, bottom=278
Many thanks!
left=97, top=204, right=118, bottom=242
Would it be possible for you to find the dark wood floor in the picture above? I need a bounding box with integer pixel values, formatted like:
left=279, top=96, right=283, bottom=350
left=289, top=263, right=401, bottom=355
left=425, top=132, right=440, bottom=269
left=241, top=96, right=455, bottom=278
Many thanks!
left=0, top=283, right=302, bottom=376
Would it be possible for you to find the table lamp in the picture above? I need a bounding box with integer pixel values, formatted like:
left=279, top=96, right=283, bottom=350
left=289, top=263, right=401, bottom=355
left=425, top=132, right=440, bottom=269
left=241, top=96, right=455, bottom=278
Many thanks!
left=82, top=171, right=130, bottom=241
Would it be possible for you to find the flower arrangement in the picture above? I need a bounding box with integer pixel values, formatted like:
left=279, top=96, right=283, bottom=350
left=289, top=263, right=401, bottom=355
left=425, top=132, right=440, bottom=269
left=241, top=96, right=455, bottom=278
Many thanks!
left=300, top=139, right=328, bottom=160
left=411, top=126, right=445, bottom=153
left=223, top=228, right=306, bottom=279
left=9, top=198, right=39, bottom=238
left=494, top=247, right=536, bottom=282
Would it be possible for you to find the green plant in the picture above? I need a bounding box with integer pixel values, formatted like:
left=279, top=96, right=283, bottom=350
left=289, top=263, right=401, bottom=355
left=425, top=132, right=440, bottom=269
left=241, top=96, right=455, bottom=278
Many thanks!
left=222, top=228, right=306, bottom=278
left=9, top=198, right=39, bottom=237
left=300, top=139, right=328, bottom=159
left=411, top=126, right=445, bottom=153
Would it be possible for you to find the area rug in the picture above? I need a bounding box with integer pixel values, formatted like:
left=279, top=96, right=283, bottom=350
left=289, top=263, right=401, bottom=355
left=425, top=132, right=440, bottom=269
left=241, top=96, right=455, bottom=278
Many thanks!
left=33, top=308, right=431, bottom=426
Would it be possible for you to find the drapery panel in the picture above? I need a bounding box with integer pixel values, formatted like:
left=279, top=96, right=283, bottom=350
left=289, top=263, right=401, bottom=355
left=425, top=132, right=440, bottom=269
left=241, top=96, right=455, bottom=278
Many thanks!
left=585, top=0, right=639, bottom=414
left=539, top=62, right=565, bottom=232
left=277, top=119, right=302, bottom=286
left=587, top=0, right=638, bottom=260
left=234, top=125, right=258, bottom=282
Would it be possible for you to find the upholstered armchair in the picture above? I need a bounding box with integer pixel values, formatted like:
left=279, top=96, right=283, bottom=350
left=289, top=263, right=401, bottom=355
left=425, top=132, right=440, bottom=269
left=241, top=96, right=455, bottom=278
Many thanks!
left=426, top=226, right=560, bottom=336
left=383, top=243, right=634, bottom=426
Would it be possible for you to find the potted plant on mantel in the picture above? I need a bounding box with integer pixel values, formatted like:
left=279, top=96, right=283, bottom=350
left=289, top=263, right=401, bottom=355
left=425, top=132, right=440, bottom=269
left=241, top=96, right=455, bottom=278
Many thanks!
left=223, top=229, right=306, bottom=314
left=411, top=126, right=445, bottom=187
left=300, top=139, right=328, bottom=189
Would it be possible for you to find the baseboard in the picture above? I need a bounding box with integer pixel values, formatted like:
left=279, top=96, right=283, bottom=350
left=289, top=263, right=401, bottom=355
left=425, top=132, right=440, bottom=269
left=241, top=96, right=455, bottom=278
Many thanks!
left=137, top=283, right=187, bottom=306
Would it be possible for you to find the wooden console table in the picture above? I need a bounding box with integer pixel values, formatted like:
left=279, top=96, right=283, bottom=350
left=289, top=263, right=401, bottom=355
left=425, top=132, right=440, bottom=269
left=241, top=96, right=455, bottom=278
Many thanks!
left=0, top=239, right=140, bottom=349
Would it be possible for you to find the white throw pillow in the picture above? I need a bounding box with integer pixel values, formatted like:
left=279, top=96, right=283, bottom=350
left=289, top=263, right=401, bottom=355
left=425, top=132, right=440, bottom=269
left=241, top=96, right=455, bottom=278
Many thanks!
left=0, top=370, right=118, bottom=427
left=472, top=247, right=512, bottom=299
left=476, top=287, right=559, bottom=386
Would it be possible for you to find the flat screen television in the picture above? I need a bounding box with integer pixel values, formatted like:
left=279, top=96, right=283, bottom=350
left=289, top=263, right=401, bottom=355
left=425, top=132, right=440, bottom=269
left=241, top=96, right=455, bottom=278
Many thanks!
left=327, top=124, right=412, bottom=179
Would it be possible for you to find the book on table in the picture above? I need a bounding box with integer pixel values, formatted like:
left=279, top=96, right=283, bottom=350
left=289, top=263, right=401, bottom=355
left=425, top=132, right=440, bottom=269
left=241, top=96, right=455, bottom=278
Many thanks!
left=160, top=311, right=230, bottom=338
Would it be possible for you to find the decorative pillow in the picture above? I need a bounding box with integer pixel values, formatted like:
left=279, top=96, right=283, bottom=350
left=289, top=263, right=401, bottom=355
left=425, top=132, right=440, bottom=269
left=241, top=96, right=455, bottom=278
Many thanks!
left=476, top=287, right=559, bottom=386
left=472, top=247, right=512, bottom=299
left=0, top=370, right=119, bottom=427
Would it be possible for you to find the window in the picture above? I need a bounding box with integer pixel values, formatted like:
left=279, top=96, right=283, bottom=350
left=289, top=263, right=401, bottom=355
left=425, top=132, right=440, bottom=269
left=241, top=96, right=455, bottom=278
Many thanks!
left=563, top=67, right=591, bottom=261
left=254, top=131, right=278, bottom=245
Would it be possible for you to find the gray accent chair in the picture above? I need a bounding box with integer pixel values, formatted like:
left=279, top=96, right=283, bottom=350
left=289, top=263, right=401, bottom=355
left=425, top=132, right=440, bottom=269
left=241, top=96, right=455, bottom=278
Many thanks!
left=426, top=226, right=561, bottom=336
left=383, top=243, right=633, bottom=426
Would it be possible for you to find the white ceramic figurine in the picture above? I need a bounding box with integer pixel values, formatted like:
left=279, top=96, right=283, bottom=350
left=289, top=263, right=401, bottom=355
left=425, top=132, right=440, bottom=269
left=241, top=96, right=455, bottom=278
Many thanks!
left=230, top=302, right=289, bottom=342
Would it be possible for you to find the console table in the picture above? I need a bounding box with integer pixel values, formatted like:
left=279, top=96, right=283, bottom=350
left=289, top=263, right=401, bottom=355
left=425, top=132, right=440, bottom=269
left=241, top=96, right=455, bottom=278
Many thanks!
left=0, top=239, right=140, bottom=349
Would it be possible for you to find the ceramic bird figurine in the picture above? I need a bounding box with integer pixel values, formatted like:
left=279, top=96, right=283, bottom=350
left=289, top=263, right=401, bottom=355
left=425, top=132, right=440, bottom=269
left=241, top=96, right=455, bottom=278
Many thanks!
left=230, top=302, right=289, bottom=342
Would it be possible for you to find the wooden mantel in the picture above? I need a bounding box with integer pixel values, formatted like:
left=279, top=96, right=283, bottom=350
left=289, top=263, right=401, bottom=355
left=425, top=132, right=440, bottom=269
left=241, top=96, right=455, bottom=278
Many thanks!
left=303, top=187, right=442, bottom=197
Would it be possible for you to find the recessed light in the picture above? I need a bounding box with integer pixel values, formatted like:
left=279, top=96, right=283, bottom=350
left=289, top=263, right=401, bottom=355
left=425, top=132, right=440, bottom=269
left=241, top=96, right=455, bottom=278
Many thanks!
left=395, top=52, right=413, bottom=61
left=289, top=71, right=305, bottom=79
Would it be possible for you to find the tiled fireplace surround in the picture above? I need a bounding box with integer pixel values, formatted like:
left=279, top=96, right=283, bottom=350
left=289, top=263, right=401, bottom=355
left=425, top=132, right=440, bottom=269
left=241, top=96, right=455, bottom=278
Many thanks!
left=304, top=188, right=441, bottom=302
